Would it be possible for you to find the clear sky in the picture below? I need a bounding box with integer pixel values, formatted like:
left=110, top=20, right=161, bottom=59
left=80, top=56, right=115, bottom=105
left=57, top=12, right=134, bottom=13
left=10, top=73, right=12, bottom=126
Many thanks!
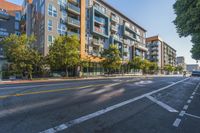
left=8, top=0, right=198, bottom=64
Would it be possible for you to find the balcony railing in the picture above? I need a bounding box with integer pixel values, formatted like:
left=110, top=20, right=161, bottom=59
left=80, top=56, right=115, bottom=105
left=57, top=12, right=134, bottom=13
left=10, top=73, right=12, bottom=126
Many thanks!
left=111, top=25, right=118, bottom=32
left=92, top=39, right=104, bottom=47
left=67, top=31, right=80, bottom=38
left=68, top=17, right=80, bottom=28
left=111, top=15, right=119, bottom=23
left=67, top=3, right=80, bottom=15
left=125, top=22, right=135, bottom=32
left=0, top=10, right=9, bottom=20
left=94, top=6, right=106, bottom=14
left=94, top=16, right=105, bottom=24
left=68, top=0, right=79, bottom=4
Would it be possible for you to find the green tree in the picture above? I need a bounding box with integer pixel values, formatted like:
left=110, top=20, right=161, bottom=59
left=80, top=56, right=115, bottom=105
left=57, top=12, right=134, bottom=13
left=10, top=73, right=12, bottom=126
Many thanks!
left=48, top=35, right=80, bottom=77
left=141, top=59, right=151, bottom=74
left=149, top=62, right=159, bottom=74
left=175, top=65, right=184, bottom=73
left=173, top=0, right=200, bottom=60
left=80, top=56, right=91, bottom=77
left=163, top=65, right=174, bottom=74
left=0, top=34, right=41, bottom=79
left=130, top=56, right=143, bottom=70
left=102, top=44, right=121, bottom=74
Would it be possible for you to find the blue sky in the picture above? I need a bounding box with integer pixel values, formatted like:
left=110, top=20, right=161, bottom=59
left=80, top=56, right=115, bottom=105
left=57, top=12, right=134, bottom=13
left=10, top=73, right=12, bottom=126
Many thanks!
left=9, top=0, right=197, bottom=64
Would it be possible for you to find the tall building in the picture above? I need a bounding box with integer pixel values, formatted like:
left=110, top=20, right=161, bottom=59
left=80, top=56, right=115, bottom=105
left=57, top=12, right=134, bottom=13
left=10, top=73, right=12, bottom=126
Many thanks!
left=176, top=56, right=186, bottom=71
left=24, top=0, right=147, bottom=62
left=146, top=36, right=176, bottom=71
left=0, top=0, right=22, bottom=80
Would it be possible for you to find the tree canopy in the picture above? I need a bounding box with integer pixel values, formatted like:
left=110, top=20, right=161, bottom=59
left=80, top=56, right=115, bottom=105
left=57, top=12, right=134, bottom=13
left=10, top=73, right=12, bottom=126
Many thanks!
left=173, top=0, right=200, bottom=60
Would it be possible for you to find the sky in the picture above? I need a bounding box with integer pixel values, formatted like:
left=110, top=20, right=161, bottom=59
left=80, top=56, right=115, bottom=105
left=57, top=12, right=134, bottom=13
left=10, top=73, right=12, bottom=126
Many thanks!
left=8, top=0, right=198, bottom=64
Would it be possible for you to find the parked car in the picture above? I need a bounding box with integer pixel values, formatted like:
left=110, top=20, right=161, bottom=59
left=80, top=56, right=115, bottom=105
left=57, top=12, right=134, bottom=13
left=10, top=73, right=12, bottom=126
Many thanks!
left=191, top=71, right=200, bottom=77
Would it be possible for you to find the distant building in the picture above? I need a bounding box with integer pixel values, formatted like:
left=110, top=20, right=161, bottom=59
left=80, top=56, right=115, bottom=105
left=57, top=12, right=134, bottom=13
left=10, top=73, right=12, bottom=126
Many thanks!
left=0, top=0, right=22, bottom=80
left=146, top=35, right=177, bottom=72
left=186, top=64, right=199, bottom=72
left=176, top=56, right=186, bottom=71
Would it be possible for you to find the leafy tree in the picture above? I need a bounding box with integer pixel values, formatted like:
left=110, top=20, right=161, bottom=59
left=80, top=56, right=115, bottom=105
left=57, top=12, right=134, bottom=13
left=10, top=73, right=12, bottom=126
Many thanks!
left=48, top=35, right=80, bottom=77
left=129, top=56, right=143, bottom=70
left=101, top=44, right=121, bottom=74
left=163, top=65, right=175, bottom=74
left=173, top=0, right=200, bottom=60
left=175, top=65, right=184, bottom=73
left=80, top=56, right=91, bottom=77
left=141, top=59, right=151, bottom=74
left=0, top=34, right=41, bottom=79
left=149, top=62, right=159, bottom=74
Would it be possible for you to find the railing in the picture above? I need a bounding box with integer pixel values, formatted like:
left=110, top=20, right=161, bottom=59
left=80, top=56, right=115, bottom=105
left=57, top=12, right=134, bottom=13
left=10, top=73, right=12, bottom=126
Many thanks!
left=92, top=39, right=103, bottom=46
left=68, top=3, right=80, bottom=14
left=94, top=6, right=106, bottom=14
left=95, top=16, right=105, bottom=24
left=68, top=17, right=80, bottom=27
left=0, top=10, right=9, bottom=19
left=111, top=25, right=117, bottom=31
left=111, top=15, right=119, bottom=23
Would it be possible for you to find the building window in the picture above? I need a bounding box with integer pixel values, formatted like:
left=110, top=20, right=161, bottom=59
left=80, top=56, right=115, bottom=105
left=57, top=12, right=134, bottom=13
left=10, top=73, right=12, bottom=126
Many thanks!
left=48, top=35, right=54, bottom=47
left=15, top=31, right=21, bottom=36
left=57, top=23, right=66, bottom=35
left=58, top=0, right=66, bottom=6
left=15, top=12, right=21, bottom=21
left=48, top=4, right=57, bottom=17
left=48, top=20, right=53, bottom=31
left=15, top=22, right=19, bottom=30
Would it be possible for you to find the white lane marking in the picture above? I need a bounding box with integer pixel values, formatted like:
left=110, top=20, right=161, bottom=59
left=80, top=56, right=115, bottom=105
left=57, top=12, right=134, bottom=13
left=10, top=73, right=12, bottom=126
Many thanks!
left=183, top=105, right=189, bottom=110
left=173, top=118, right=181, bottom=127
left=179, top=111, right=185, bottom=117
left=39, top=78, right=189, bottom=133
left=104, top=83, right=120, bottom=88
left=190, top=96, right=194, bottom=99
left=187, top=100, right=192, bottom=104
left=0, top=98, right=64, bottom=118
left=192, top=92, right=196, bottom=95
left=185, top=113, right=200, bottom=119
left=146, top=96, right=178, bottom=113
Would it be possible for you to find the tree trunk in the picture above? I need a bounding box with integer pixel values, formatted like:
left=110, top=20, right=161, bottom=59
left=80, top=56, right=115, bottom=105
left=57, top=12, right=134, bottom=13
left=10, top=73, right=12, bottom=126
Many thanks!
left=65, top=66, right=68, bottom=77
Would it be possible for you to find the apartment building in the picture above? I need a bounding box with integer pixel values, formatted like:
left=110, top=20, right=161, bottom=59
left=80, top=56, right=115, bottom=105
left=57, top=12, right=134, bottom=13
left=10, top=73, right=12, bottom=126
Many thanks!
left=146, top=36, right=176, bottom=70
left=0, top=0, right=22, bottom=80
left=23, top=0, right=147, bottom=60
left=176, top=56, right=186, bottom=71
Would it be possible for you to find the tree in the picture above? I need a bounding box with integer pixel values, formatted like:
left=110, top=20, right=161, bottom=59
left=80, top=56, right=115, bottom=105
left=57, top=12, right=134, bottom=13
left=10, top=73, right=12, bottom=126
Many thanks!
left=141, top=59, right=151, bottom=74
left=80, top=56, right=91, bottom=77
left=48, top=35, right=80, bottom=77
left=173, top=0, right=200, bottom=60
left=149, top=62, right=159, bottom=74
left=163, top=65, right=175, bottom=74
left=101, top=44, right=121, bottom=74
left=129, top=56, right=143, bottom=70
left=175, top=65, right=184, bottom=73
left=0, top=34, right=41, bottom=79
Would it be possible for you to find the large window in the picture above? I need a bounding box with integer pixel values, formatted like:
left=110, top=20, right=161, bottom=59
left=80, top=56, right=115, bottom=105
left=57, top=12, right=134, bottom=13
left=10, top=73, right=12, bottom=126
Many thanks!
left=57, top=23, right=66, bottom=35
left=48, top=4, right=57, bottom=17
left=15, top=22, right=19, bottom=30
left=48, top=20, right=53, bottom=31
left=48, top=35, right=54, bottom=47
left=15, top=12, right=21, bottom=21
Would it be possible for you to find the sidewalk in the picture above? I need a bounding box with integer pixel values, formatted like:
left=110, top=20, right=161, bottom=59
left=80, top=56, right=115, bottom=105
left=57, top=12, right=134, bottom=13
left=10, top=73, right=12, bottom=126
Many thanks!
left=0, top=74, right=183, bottom=85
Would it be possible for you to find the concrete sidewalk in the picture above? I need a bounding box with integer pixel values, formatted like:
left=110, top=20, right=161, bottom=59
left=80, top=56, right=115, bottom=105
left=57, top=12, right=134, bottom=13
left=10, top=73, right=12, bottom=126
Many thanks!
left=0, top=74, right=183, bottom=85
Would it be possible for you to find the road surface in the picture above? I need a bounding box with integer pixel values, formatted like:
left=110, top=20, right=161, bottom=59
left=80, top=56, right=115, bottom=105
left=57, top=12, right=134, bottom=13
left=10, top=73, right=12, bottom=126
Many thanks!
left=0, top=76, right=199, bottom=133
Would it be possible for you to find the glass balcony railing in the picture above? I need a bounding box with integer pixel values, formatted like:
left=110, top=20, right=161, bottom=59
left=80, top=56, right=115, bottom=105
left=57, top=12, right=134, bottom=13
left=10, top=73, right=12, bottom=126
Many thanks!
left=111, top=15, right=119, bottom=23
left=95, top=16, right=105, bottom=24
left=92, top=39, right=104, bottom=47
left=94, top=6, right=106, bottom=14
left=67, top=3, right=80, bottom=15
left=111, top=25, right=118, bottom=32
left=68, top=17, right=80, bottom=27
left=68, top=0, right=79, bottom=4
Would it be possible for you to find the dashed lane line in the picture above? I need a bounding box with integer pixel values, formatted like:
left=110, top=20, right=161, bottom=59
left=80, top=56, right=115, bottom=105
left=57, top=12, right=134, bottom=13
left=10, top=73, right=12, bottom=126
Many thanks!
left=146, top=95, right=178, bottom=113
left=39, top=78, right=189, bottom=133
left=173, top=118, right=181, bottom=127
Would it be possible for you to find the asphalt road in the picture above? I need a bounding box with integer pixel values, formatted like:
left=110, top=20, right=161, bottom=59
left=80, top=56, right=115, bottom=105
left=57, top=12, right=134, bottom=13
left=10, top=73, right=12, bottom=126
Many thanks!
left=0, top=76, right=200, bottom=133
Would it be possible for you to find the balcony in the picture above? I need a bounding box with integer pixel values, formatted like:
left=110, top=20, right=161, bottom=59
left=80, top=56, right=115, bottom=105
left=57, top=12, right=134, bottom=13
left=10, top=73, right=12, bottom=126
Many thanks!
left=0, top=10, right=9, bottom=20
left=124, top=22, right=135, bottom=33
left=136, top=44, right=148, bottom=52
left=94, top=6, right=106, bottom=15
left=67, top=3, right=80, bottom=15
left=60, top=18, right=67, bottom=24
left=92, top=39, right=104, bottom=47
left=111, top=15, right=119, bottom=23
left=111, top=25, right=118, bottom=32
left=67, top=31, right=80, bottom=38
left=68, top=0, right=79, bottom=4
left=94, top=16, right=105, bottom=25
left=124, top=31, right=136, bottom=40
left=67, top=17, right=80, bottom=28
left=124, top=47, right=129, bottom=53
